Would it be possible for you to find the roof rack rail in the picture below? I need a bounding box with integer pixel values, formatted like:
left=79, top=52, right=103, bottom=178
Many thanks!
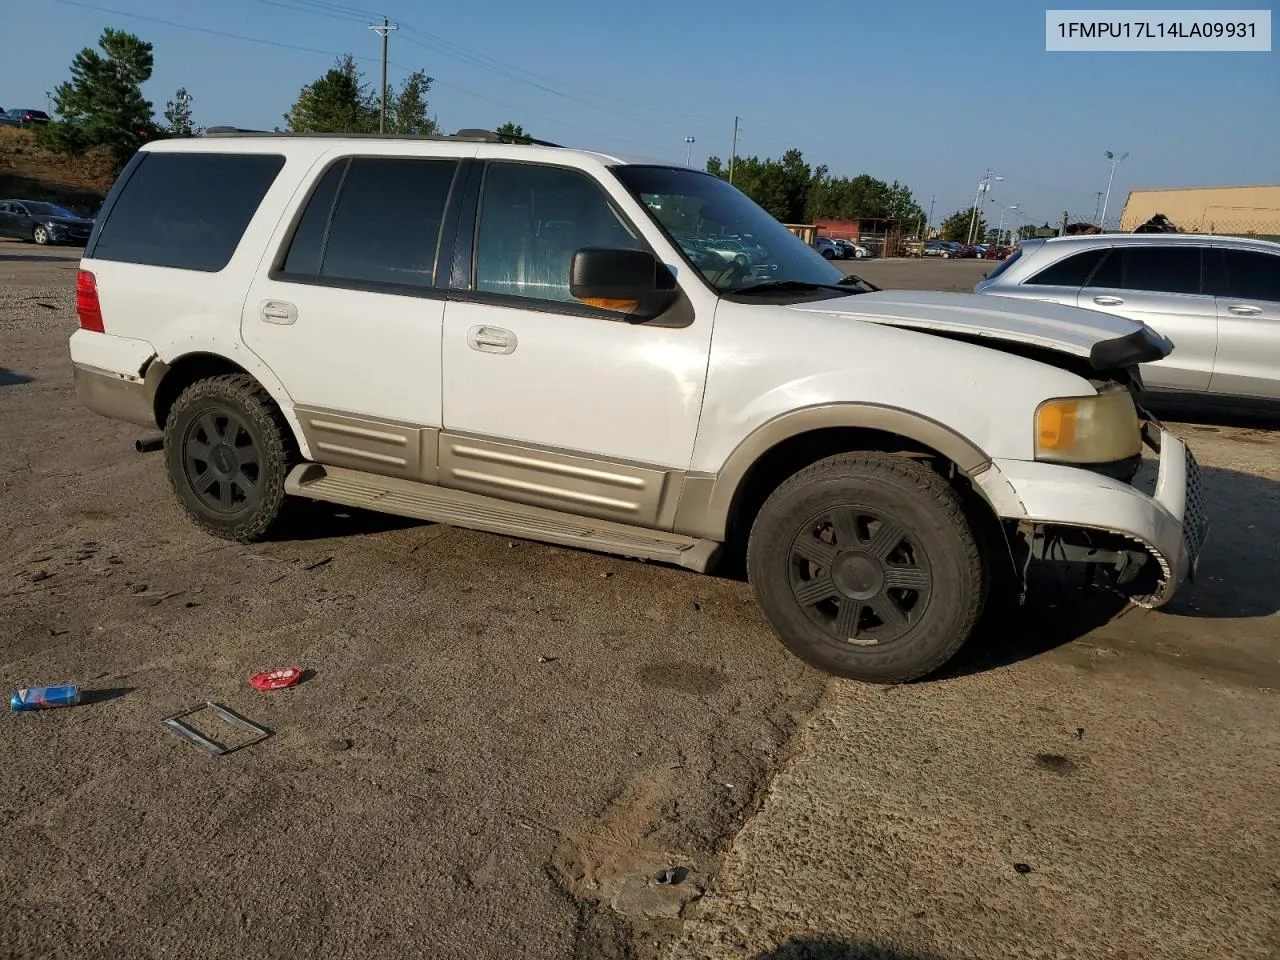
left=199, top=126, right=563, bottom=147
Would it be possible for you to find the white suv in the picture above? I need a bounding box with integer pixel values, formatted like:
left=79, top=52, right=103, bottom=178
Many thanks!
left=69, top=128, right=1207, bottom=683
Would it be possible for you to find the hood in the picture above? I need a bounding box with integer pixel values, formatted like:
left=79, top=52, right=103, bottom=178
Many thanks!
left=786, top=289, right=1173, bottom=371
left=45, top=215, right=93, bottom=227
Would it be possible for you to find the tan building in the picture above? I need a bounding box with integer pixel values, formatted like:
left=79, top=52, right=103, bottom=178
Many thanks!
left=1120, top=184, right=1280, bottom=237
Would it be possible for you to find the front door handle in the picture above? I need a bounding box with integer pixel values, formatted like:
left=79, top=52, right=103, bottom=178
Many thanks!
left=1092, top=295, right=1124, bottom=306
left=467, top=325, right=517, bottom=355
left=1228, top=304, right=1263, bottom=316
left=260, top=299, right=298, bottom=324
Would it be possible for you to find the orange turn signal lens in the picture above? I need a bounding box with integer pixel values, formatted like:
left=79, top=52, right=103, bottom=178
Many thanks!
left=1036, top=399, right=1078, bottom=452
left=1034, top=389, right=1141, bottom=464
left=578, top=297, right=639, bottom=313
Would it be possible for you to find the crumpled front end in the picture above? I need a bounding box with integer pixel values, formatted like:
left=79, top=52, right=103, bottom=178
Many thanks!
left=973, top=422, right=1208, bottom=607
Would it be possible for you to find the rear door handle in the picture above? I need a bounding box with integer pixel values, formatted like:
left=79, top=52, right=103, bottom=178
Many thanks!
left=260, top=299, right=297, bottom=324
left=1228, top=304, right=1263, bottom=316
left=467, top=325, right=517, bottom=355
left=1092, top=295, right=1124, bottom=306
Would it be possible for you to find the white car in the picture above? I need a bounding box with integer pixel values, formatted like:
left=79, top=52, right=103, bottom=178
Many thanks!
left=69, top=128, right=1207, bottom=683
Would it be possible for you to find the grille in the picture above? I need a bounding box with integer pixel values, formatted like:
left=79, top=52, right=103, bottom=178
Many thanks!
left=1183, top=445, right=1209, bottom=561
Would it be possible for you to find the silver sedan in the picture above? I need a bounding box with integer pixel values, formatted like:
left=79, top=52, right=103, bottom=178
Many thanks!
left=973, top=233, right=1280, bottom=401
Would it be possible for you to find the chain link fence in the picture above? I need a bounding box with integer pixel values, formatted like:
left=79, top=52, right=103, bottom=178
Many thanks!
left=1052, top=213, right=1280, bottom=243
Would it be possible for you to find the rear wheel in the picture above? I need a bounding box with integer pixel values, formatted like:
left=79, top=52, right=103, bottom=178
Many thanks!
left=747, top=453, right=986, bottom=683
left=162, top=374, right=295, bottom=541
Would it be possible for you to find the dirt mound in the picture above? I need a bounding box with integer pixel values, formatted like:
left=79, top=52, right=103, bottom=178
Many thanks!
left=0, top=127, right=116, bottom=215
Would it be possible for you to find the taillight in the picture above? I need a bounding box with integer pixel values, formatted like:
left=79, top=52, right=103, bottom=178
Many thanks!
left=76, top=269, right=104, bottom=333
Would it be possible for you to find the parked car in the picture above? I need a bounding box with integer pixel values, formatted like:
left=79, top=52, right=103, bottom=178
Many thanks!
left=923, top=240, right=964, bottom=259
left=971, top=244, right=989, bottom=258
left=0, top=108, right=51, bottom=127
left=69, top=128, right=1204, bottom=684
left=835, top=239, right=872, bottom=260
left=974, top=233, right=1280, bottom=401
left=813, top=236, right=841, bottom=259
left=0, top=199, right=95, bottom=245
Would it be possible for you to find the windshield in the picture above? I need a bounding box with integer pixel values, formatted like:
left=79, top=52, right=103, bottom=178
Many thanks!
left=24, top=202, right=76, bottom=218
left=613, top=165, right=848, bottom=296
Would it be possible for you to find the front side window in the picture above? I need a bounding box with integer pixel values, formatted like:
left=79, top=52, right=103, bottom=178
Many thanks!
left=281, top=157, right=456, bottom=288
left=1090, top=246, right=1202, bottom=295
left=614, top=165, right=848, bottom=297
left=474, top=162, right=645, bottom=304
left=1219, top=250, right=1280, bottom=302
left=92, top=152, right=285, bottom=271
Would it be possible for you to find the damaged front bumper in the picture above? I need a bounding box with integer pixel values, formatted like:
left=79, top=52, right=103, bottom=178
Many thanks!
left=973, top=422, right=1209, bottom=607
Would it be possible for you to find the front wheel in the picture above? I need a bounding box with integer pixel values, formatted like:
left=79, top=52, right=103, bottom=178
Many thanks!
left=32, top=226, right=50, bottom=245
left=747, top=453, right=986, bottom=683
left=163, top=374, right=295, bottom=541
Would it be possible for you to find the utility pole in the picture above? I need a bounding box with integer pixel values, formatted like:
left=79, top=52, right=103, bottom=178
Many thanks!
left=1092, top=191, right=1103, bottom=224
left=369, top=17, right=398, bottom=134
left=926, top=195, right=937, bottom=239
left=728, top=116, right=739, bottom=184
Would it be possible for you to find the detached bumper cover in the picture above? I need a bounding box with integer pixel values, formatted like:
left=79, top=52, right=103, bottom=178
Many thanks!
left=976, top=428, right=1208, bottom=607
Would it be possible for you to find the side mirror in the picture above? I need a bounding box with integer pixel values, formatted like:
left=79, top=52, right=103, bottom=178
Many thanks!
left=570, top=247, right=677, bottom=321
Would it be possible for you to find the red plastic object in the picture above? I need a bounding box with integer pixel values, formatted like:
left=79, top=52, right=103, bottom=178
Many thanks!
left=76, top=270, right=104, bottom=333
left=249, top=667, right=303, bottom=691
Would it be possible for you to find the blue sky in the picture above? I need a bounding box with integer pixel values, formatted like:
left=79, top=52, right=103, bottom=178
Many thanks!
left=5, top=0, right=1277, bottom=228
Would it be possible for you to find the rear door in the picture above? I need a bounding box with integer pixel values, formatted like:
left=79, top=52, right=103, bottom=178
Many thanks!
left=241, top=152, right=464, bottom=482
left=0, top=203, right=14, bottom=238
left=1077, top=244, right=1217, bottom=392
left=1208, top=247, right=1280, bottom=399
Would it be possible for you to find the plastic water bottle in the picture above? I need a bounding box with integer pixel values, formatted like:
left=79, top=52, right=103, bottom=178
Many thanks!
left=10, top=685, right=80, bottom=711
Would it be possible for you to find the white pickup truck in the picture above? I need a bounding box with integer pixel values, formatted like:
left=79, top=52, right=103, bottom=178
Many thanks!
left=68, top=128, right=1207, bottom=682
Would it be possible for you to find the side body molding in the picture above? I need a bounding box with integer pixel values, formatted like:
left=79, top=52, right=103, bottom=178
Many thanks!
left=672, top=403, right=992, bottom=542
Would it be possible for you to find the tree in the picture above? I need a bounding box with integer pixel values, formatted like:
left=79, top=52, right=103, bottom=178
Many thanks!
left=940, top=208, right=985, bottom=243
left=284, top=55, right=377, bottom=133
left=495, top=121, right=530, bottom=142
left=39, top=28, right=157, bottom=167
left=162, top=87, right=197, bottom=137
left=388, top=70, right=438, bottom=135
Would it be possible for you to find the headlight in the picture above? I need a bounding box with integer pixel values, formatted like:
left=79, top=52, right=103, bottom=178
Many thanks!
left=1035, top=386, right=1141, bottom=464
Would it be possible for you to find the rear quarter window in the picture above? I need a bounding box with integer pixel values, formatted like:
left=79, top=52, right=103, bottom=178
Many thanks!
left=91, top=152, right=285, bottom=272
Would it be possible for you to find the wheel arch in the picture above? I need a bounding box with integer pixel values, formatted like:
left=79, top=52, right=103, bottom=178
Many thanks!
left=149, top=352, right=309, bottom=458
left=674, top=404, right=993, bottom=544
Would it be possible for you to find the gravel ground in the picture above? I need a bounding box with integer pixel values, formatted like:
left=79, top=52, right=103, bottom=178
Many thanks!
left=3, top=243, right=1277, bottom=960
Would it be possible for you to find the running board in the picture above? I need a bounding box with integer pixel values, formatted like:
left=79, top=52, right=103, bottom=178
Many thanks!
left=285, top=463, right=722, bottom=572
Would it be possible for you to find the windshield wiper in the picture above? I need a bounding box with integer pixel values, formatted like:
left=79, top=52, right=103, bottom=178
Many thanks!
left=733, top=280, right=862, bottom=296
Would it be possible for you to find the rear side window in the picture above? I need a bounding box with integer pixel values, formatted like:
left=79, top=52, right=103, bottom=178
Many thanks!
left=280, top=157, right=457, bottom=288
left=1219, top=250, right=1280, bottom=302
left=1024, top=248, right=1106, bottom=287
left=92, top=152, right=284, bottom=271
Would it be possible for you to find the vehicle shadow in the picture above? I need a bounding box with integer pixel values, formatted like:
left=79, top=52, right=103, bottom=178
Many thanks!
left=267, top=497, right=422, bottom=542
left=940, top=461, right=1280, bottom=677
left=1143, top=394, right=1280, bottom=430
left=0, top=252, right=79, bottom=263
left=751, top=938, right=947, bottom=960
left=0, top=368, right=34, bottom=386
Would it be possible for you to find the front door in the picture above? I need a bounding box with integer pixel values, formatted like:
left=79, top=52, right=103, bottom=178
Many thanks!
left=241, top=154, right=461, bottom=481
left=1209, top=246, right=1280, bottom=400
left=439, top=159, right=712, bottom=527
left=1076, top=244, right=1217, bottom=392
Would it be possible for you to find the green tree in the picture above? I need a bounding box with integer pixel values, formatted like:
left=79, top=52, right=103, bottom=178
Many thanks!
left=940, top=207, right=985, bottom=243
left=495, top=121, right=530, bottom=142
left=39, top=28, right=157, bottom=167
left=387, top=70, right=438, bottom=135
left=705, top=156, right=725, bottom=178
left=284, top=55, right=377, bottom=133
left=162, top=87, right=197, bottom=137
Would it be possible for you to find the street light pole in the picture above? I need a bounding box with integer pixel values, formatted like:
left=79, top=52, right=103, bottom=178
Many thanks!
left=997, top=203, right=1019, bottom=245
left=1099, top=150, right=1129, bottom=230
left=967, top=170, right=1003, bottom=246
left=684, top=136, right=696, bottom=166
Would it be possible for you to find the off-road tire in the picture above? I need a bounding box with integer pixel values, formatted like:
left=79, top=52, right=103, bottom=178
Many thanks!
left=747, top=453, right=986, bottom=683
left=162, top=374, right=295, bottom=542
